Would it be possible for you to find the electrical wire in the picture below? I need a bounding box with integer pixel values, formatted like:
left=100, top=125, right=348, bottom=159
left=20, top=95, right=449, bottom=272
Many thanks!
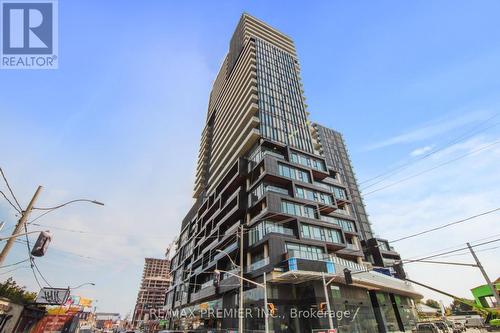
left=389, top=207, right=500, bottom=243
left=359, top=115, right=500, bottom=187
left=403, top=232, right=500, bottom=261
left=362, top=139, right=500, bottom=197
left=0, top=167, right=22, bottom=211
left=0, top=265, right=30, bottom=276
left=0, top=258, right=30, bottom=269
left=429, top=245, right=500, bottom=260
left=0, top=190, right=21, bottom=213
left=401, top=238, right=500, bottom=263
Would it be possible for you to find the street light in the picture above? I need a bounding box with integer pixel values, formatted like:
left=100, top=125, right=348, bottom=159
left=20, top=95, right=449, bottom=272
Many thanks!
left=69, top=282, right=95, bottom=290
left=215, top=249, right=239, bottom=269
left=215, top=269, right=269, bottom=333
left=33, top=199, right=104, bottom=210
left=0, top=185, right=105, bottom=266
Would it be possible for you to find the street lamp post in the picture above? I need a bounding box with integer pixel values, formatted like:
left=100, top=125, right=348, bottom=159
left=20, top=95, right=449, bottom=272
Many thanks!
left=322, top=273, right=335, bottom=330
left=0, top=185, right=104, bottom=265
left=215, top=269, right=269, bottom=333
left=69, top=282, right=95, bottom=290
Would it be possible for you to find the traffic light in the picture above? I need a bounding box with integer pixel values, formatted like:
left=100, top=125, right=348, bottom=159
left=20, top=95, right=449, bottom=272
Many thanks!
left=343, top=268, right=353, bottom=285
left=31, top=231, right=52, bottom=257
left=267, top=303, right=276, bottom=316
left=319, top=302, right=327, bottom=312
left=213, top=271, right=220, bottom=288
left=393, top=261, right=406, bottom=280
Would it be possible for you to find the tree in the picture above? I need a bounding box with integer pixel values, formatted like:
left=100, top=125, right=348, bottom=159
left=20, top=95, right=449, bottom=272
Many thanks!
left=0, top=277, right=37, bottom=304
left=450, top=298, right=474, bottom=314
left=425, top=299, right=441, bottom=309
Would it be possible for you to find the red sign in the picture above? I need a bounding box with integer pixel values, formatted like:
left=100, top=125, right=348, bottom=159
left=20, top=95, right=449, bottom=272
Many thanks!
left=32, top=314, right=74, bottom=333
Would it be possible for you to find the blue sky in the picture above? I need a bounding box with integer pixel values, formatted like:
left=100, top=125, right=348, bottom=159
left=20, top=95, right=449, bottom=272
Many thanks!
left=1, top=0, right=500, bottom=315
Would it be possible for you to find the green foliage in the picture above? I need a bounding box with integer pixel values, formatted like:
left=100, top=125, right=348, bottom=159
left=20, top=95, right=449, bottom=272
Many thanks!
left=450, top=298, right=474, bottom=313
left=425, top=299, right=441, bottom=309
left=0, top=277, right=37, bottom=304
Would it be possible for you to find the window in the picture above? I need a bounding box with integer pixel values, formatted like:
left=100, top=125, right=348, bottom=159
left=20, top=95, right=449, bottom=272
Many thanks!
left=278, top=163, right=311, bottom=183
left=300, top=224, right=343, bottom=244
left=286, top=242, right=325, bottom=260
left=290, top=152, right=327, bottom=171
left=332, top=186, right=347, bottom=200
left=249, top=221, right=294, bottom=245
left=320, top=215, right=356, bottom=232
left=295, top=186, right=333, bottom=205
left=249, top=182, right=289, bottom=205
left=281, top=200, right=316, bottom=219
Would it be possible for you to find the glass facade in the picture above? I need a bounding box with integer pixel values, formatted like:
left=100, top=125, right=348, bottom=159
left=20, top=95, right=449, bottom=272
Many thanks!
left=320, top=215, right=357, bottom=232
left=281, top=200, right=317, bottom=219
left=286, top=242, right=326, bottom=260
left=300, top=223, right=344, bottom=244
left=376, top=292, right=401, bottom=333
left=278, top=163, right=311, bottom=183
left=249, top=220, right=294, bottom=245
left=255, top=38, right=314, bottom=153
left=290, top=151, right=327, bottom=171
left=295, top=186, right=334, bottom=205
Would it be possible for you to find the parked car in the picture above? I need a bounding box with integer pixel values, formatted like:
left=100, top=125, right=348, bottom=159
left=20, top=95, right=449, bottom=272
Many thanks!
left=416, top=322, right=442, bottom=333
left=450, top=321, right=465, bottom=333
left=433, top=321, right=451, bottom=333
left=465, top=317, right=485, bottom=328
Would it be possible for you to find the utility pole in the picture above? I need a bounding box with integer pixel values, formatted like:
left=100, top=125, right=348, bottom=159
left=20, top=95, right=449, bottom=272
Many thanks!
left=239, top=224, right=244, bottom=332
left=322, top=273, right=334, bottom=329
left=263, top=272, right=269, bottom=333
left=467, top=242, right=500, bottom=307
left=0, top=185, right=42, bottom=266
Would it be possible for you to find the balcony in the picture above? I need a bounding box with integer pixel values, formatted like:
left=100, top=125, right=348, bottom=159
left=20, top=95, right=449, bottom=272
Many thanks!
left=345, top=243, right=360, bottom=251
left=248, top=222, right=295, bottom=246
left=245, top=257, right=270, bottom=272
left=283, top=253, right=335, bottom=275
left=329, top=256, right=368, bottom=273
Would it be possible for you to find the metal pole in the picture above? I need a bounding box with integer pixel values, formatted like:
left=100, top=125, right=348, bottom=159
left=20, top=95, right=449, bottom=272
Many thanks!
left=322, top=273, right=334, bottom=329
left=263, top=272, right=269, bottom=333
left=467, top=242, right=500, bottom=307
left=239, top=224, right=244, bottom=332
left=0, top=185, right=42, bottom=266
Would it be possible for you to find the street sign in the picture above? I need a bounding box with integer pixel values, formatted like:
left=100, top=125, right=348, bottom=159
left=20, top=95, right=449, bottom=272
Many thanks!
left=35, top=287, right=70, bottom=305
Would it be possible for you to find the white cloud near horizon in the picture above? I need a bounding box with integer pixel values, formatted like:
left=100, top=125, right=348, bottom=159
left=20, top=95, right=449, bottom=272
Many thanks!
left=363, top=133, right=500, bottom=304
left=410, top=145, right=434, bottom=157
left=365, top=110, right=495, bottom=151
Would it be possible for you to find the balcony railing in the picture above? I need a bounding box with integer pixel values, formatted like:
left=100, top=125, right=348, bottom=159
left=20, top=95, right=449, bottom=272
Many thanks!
left=245, top=257, right=270, bottom=272
left=329, top=256, right=368, bottom=272
left=287, top=250, right=330, bottom=261
left=345, top=243, right=359, bottom=251
left=200, top=280, right=214, bottom=289
left=249, top=222, right=295, bottom=246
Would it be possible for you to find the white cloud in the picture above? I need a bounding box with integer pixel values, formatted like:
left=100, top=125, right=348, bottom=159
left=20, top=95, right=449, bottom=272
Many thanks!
left=365, top=110, right=494, bottom=151
left=363, top=134, right=500, bottom=304
left=410, top=145, right=434, bottom=157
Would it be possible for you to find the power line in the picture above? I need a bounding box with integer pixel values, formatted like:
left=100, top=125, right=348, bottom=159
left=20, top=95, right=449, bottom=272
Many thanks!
left=389, top=207, right=500, bottom=243
left=0, top=258, right=30, bottom=269
left=403, top=232, right=500, bottom=261
left=0, top=265, right=30, bottom=276
left=359, top=115, right=500, bottom=187
left=401, top=238, right=500, bottom=262
left=432, top=245, right=500, bottom=260
left=0, top=190, right=21, bottom=213
left=363, top=139, right=500, bottom=196
left=0, top=167, right=22, bottom=211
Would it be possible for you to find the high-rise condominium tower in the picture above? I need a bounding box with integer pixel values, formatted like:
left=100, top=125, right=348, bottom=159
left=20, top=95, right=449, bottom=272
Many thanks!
left=133, top=258, right=171, bottom=325
left=166, top=13, right=420, bottom=333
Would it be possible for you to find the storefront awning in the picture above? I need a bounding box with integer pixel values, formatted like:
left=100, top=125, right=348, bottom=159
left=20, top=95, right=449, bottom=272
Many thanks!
left=270, top=269, right=423, bottom=299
